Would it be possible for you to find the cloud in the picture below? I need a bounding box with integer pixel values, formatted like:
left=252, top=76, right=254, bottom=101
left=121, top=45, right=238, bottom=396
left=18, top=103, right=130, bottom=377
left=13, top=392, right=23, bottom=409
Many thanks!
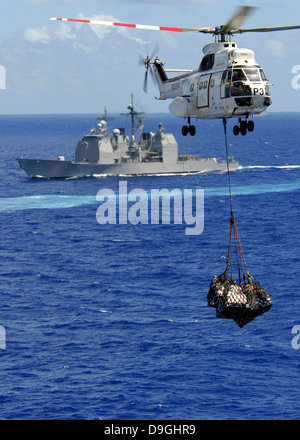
left=263, top=39, right=287, bottom=59
left=23, top=12, right=148, bottom=54
left=74, top=13, right=117, bottom=41
left=55, top=23, right=76, bottom=41
left=24, top=26, right=51, bottom=44
left=74, top=13, right=148, bottom=47
left=45, top=13, right=149, bottom=52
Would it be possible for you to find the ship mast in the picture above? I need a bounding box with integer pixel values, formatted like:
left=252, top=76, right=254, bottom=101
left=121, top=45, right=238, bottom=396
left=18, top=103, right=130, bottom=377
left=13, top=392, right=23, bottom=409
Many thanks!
left=120, top=94, right=146, bottom=146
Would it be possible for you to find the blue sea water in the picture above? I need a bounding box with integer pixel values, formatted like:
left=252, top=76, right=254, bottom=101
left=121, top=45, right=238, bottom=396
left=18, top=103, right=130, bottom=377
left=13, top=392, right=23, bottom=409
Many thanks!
left=0, top=112, right=299, bottom=420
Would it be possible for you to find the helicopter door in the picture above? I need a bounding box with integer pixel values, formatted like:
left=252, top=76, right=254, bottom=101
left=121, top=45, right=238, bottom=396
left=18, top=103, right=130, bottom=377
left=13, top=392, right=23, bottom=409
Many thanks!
left=197, top=74, right=211, bottom=108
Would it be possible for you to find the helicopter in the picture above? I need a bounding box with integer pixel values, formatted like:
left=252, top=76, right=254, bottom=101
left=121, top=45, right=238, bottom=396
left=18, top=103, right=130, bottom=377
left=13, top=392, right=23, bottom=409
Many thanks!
left=50, top=6, right=300, bottom=137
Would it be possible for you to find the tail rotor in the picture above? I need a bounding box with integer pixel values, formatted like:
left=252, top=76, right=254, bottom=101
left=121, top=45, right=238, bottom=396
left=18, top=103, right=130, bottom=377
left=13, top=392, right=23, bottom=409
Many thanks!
left=139, top=44, right=159, bottom=93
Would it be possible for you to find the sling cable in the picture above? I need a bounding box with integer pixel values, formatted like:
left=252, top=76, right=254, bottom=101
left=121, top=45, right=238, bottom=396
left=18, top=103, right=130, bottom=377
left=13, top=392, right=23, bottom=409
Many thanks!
left=207, top=118, right=273, bottom=327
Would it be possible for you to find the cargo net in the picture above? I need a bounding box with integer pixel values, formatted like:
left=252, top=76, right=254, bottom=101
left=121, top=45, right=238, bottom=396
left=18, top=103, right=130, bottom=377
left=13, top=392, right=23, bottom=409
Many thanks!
left=207, top=119, right=273, bottom=327
left=207, top=216, right=273, bottom=327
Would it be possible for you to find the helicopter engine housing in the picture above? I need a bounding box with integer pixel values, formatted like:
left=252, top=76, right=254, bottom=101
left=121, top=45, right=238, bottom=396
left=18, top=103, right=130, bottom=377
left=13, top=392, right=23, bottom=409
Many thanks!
left=169, top=96, right=195, bottom=118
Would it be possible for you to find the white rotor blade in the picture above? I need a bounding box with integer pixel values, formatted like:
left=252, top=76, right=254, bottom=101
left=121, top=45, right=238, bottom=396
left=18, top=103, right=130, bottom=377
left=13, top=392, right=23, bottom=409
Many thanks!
left=50, top=17, right=215, bottom=33
left=236, top=25, right=300, bottom=33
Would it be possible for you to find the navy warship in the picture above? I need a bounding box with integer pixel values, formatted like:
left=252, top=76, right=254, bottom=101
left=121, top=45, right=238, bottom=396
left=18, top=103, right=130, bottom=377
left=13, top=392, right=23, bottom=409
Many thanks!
left=17, top=99, right=239, bottom=179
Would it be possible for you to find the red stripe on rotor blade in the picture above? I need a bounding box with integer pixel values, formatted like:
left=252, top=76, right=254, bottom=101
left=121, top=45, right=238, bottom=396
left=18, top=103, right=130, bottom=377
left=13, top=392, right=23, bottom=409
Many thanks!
left=114, top=22, right=136, bottom=28
left=68, top=18, right=91, bottom=23
left=159, top=26, right=183, bottom=32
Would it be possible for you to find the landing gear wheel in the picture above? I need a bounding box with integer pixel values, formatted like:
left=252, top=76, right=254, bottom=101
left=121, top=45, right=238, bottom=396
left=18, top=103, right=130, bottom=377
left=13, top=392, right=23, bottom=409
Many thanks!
left=240, top=121, right=248, bottom=136
left=233, top=125, right=240, bottom=136
left=182, top=124, right=196, bottom=136
left=182, top=125, right=189, bottom=136
left=233, top=119, right=254, bottom=136
left=247, top=120, right=254, bottom=132
left=189, top=125, right=196, bottom=136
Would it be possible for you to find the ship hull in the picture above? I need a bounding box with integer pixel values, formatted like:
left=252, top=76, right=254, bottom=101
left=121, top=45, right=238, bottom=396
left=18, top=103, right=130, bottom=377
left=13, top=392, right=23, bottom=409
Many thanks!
left=16, top=158, right=239, bottom=179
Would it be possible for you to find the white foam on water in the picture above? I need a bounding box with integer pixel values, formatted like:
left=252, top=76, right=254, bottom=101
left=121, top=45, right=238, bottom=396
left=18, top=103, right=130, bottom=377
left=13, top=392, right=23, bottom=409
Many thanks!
left=0, top=181, right=299, bottom=213
left=239, top=164, right=300, bottom=170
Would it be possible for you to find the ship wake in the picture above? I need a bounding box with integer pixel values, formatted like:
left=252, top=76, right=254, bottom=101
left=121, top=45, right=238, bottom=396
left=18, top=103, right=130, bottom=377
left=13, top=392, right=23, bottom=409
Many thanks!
left=0, top=181, right=299, bottom=212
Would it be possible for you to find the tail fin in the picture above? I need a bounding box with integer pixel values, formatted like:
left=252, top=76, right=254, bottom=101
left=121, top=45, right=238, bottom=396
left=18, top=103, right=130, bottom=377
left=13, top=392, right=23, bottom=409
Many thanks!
left=153, top=59, right=168, bottom=100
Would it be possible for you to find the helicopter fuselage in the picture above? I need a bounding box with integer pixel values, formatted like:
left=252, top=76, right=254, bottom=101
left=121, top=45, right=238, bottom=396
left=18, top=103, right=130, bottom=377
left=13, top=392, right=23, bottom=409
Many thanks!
left=153, top=42, right=272, bottom=127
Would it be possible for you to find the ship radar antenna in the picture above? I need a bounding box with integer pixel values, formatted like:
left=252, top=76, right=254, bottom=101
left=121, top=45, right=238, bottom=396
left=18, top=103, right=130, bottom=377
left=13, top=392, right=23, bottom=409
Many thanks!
left=120, top=94, right=146, bottom=146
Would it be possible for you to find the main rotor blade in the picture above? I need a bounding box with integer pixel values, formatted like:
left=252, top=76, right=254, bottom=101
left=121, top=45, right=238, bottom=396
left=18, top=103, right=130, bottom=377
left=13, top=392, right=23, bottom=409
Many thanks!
left=143, top=70, right=148, bottom=93
left=150, top=43, right=159, bottom=60
left=223, top=5, right=255, bottom=32
left=50, top=17, right=214, bottom=33
left=149, top=65, right=156, bottom=86
left=138, top=54, right=145, bottom=66
left=235, top=24, right=300, bottom=33
left=50, top=14, right=300, bottom=37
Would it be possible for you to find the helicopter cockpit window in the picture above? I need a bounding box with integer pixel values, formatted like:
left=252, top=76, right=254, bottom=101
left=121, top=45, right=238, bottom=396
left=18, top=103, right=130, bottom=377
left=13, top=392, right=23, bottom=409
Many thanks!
left=231, top=82, right=251, bottom=97
left=244, top=68, right=260, bottom=82
left=221, top=70, right=232, bottom=84
left=232, top=69, right=246, bottom=82
left=199, top=54, right=215, bottom=71
left=259, top=69, right=267, bottom=81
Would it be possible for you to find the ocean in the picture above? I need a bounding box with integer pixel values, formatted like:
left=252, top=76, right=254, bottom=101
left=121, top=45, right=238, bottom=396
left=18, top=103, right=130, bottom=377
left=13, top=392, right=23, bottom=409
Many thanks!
left=0, top=112, right=299, bottom=421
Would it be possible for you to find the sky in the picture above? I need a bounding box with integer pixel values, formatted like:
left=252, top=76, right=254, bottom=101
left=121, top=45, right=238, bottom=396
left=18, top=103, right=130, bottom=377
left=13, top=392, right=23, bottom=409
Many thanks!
left=1, top=0, right=300, bottom=114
